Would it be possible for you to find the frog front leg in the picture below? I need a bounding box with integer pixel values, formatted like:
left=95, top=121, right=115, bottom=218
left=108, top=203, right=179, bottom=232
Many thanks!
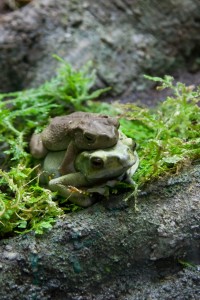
left=49, top=172, right=96, bottom=207
left=59, top=141, right=79, bottom=175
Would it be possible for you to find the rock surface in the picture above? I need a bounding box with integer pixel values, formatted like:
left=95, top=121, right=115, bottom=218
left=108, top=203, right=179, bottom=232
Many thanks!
left=0, top=0, right=200, bottom=95
left=0, top=163, right=199, bottom=299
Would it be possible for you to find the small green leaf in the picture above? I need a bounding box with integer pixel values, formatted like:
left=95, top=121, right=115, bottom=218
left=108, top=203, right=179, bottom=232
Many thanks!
left=16, top=220, right=27, bottom=229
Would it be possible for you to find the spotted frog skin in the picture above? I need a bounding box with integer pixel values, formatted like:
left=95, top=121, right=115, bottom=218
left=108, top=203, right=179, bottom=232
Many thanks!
left=30, top=112, right=120, bottom=175
left=40, top=132, right=139, bottom=207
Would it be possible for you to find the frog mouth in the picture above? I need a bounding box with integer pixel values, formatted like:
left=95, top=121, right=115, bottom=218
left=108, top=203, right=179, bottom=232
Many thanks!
left=86, top=163, right=136, bottom=181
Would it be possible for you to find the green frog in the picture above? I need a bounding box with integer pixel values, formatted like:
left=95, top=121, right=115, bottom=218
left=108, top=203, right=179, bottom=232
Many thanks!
left=30, top=112, right=120, bottom=175
left=40, top=132, right=139, bottom=207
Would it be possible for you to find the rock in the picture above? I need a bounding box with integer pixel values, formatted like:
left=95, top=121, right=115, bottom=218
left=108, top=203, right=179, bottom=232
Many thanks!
left=0, top=163, right=199, bottom=299
left=124, top=267, right=200, bottom=300
left=0, top=0, right=200, bottom=95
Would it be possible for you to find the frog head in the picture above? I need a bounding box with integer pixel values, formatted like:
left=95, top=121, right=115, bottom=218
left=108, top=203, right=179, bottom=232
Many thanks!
left=40, top=112, right=120, bottom=152
left=74, top=132, right=139, bottom=182
left=73, top=119, right=119, bottom=150
left=65, top=112, right=120, bottom=150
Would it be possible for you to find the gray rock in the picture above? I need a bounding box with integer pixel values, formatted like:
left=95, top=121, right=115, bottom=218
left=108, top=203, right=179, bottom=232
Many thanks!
left=0, top=0, right=200, bottom=95
left=0, top=163, right=199, bottom=299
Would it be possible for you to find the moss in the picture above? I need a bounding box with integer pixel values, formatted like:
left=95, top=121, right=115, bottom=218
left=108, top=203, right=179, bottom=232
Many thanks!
left=0, top=59, right=199, bottom=237
left=0, top=57, right=108, bottom=237
left=120, top=75, right=200, bottom=188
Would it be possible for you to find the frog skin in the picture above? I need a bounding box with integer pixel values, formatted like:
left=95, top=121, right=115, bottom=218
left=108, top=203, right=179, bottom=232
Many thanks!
left=30, top=112, right=120, bottom=175
left=40, top=132, right=139, bottom=207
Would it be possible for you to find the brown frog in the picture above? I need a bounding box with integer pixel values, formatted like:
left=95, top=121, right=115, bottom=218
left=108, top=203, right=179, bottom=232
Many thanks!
left=30, top=112, right=120, bottom=175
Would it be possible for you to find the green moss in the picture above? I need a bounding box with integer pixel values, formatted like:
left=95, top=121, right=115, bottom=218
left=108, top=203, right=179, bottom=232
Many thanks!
left=0, top=59, right=199, bottom=237
left=0, top=57, right=108, bottom=237
left=120, top=75, right=200, bottom=188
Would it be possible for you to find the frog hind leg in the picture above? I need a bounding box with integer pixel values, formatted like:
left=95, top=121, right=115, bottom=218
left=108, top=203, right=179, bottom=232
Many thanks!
left=30, top=133, right=48, bottom=159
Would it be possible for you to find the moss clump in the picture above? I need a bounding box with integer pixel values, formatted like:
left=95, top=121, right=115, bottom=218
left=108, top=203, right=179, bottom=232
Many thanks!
left=120, top=75, right=200, bottom=187
left=0, top=58, right=108, bottom=237
left=0, top=59, right=199, bottom=237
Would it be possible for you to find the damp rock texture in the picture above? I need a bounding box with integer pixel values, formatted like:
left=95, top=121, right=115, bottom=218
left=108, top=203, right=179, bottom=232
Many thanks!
left=0, top=0, right=200, bottom=95
left=0, top=163, right=199, bottom=299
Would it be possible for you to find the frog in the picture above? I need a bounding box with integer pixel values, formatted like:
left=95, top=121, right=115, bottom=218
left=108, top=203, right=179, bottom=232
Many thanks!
left=30, top=112, right=120, bottom=175
left=39, top=131, right=139, bottom=207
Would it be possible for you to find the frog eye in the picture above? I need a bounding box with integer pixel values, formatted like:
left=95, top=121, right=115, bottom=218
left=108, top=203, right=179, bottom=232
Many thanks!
left=84, top=132, right=96, bottom=143
left=90, top=157, right=104, bottom=168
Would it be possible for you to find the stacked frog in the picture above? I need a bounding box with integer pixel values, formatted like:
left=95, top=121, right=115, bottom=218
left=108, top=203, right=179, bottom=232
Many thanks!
left=30, top=112, right=139, bottom=207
